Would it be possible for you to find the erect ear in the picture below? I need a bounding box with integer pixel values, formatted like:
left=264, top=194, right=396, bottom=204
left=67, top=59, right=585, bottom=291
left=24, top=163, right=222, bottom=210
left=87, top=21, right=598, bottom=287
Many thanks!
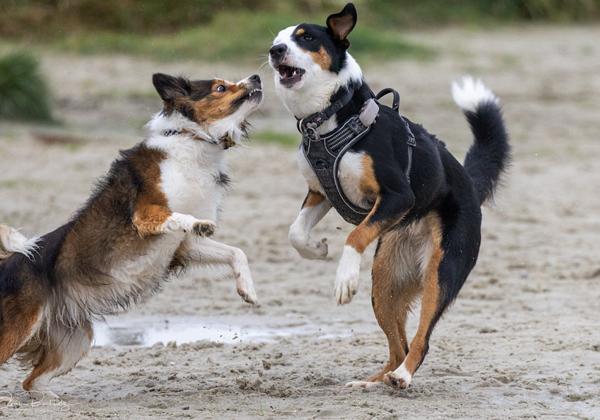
left=326, top=3, right=357, bottom=46
left=152, top=73, right=191, bottom=102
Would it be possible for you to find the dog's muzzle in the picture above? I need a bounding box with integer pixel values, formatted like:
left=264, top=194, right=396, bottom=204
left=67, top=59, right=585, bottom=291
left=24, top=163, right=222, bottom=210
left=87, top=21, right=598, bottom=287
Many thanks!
left=269, top=43, right=288, bottom=65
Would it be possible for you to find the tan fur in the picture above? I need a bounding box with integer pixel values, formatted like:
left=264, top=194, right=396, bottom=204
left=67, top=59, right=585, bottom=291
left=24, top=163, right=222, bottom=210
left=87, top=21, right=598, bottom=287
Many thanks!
left=22, top=346, right=61, bottom=391
left=190, top=80, right=250, bottom=124
left=346, top=197, right=393, bottom=254
left=0, top=225, right=12, bottom=259
left=363, top=213, right=444, bottom=383
left=128, top=147, right=172, bottom=236
left=402, top=216, right=443, bottom=375
left=295, top=28, right=305, bottom=36
left=309, top=47, right=332, bottom=71
left=359, top=155, right=380, bottom=196
left=0, top=288, right=44, bottom=364
left=304, top=190, right=326, bottom=208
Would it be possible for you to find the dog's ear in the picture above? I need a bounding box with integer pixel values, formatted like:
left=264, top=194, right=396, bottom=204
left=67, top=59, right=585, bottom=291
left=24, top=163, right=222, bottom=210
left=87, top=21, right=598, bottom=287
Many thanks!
left=152, top=73, right=191, bottom=102
left=326, top=3, right=357, bottom=47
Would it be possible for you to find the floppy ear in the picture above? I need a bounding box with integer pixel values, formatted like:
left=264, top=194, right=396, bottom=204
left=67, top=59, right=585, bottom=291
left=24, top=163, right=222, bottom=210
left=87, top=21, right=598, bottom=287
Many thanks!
left=152, top=73, right=191, bottom=102
left=326, top=3, right=357, bottom=46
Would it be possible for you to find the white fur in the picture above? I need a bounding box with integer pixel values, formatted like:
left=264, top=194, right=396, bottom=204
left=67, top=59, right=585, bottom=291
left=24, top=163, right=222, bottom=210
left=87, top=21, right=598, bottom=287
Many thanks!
left=27, top=324, right=92, bottom=395
left=0, top=225, right=39, bottom=260
left=54, top=98, right=259, bottom=326
left=288, top=200, right=331, bottom=260
left=185, top=237, right=257, bottom=304
left=335, top=245, right=361, bottom=305
left=345, top=380, right=381, bottom=389
left=162, top=213, right=214, bottom=234
left=387, top=362, right=412, bottom=389
left=296, top=148, right=369, bottom=209
left=451, top=75, right=499, bottom=113
left=147, top=112, right=229, bottom=220
left=270, top=25, right=362, bottom=131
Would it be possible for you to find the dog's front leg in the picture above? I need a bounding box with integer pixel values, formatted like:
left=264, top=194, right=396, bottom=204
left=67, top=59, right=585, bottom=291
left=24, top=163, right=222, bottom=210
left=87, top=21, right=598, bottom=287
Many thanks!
left=335, top=190, right=414, bottom=305
left=133, top=203, right=215, bottom=237
left=289, top=190, right=332, bottom=260
left=184, top=238, right=258, bottom=305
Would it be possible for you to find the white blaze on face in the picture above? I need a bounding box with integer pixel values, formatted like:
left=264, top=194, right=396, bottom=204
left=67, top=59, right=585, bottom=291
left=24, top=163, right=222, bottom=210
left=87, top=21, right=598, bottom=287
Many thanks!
left=270, top=25, right=363, bottom=120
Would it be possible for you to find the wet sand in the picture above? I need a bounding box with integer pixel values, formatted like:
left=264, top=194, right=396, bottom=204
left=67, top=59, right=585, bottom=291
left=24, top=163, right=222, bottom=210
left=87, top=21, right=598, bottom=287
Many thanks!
left=1, top=26, right=599, bottom=418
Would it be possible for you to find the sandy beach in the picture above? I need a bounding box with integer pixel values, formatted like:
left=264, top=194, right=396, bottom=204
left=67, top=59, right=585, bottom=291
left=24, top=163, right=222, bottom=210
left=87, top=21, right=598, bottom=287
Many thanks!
left=1, top=26, right=599, bottom=418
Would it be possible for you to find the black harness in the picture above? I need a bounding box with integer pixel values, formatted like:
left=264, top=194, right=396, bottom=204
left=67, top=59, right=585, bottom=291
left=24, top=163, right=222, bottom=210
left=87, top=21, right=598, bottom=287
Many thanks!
left=297, top=85, right=416, bottom=225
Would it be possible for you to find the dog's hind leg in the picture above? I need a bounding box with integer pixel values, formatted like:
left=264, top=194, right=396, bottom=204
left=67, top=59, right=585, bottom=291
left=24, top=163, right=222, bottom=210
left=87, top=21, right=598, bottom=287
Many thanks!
left=383, top=212, right=479, bottom=390
left=0, top=294, right=45, bottom=365
left=346, top=232, right=420, bottom=388
left=22, top=320, right=93, bottom=398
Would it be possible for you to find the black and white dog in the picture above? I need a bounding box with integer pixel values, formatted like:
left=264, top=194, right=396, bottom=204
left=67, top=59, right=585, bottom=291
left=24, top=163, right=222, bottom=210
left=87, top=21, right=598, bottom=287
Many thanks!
left=269, top=3, right=509, bottom=389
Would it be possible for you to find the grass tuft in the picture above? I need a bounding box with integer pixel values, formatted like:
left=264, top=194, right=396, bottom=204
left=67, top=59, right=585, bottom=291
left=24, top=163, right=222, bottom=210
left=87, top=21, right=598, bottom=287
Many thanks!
left=0, top=52, right=53, bottom=122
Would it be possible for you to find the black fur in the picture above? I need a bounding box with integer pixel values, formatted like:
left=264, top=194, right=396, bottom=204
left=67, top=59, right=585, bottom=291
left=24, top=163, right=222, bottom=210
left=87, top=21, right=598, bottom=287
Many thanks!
left=293, top=23, right=349, bottom=73
left=281, top=2, right=510, bottom=385
left=215, top=172, right=231, bottom=187
left=463, top=102, right=511, bottom=204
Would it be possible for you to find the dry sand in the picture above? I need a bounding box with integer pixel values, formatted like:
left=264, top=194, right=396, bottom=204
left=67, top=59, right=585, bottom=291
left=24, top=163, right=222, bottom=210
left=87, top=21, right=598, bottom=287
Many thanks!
left=1, top=26, right=599, bottom=418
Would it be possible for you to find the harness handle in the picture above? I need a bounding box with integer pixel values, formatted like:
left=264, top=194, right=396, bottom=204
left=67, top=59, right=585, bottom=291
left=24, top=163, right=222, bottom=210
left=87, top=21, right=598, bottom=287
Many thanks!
left=375, top=88, right=400, bottom=112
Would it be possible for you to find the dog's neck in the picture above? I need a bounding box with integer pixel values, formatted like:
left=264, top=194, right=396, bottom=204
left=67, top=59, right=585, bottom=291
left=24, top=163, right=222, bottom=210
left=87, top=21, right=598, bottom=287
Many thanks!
left=146, top=111, right=244, bottom=151
left=278, top=53, right=363, bottom=133
left=329, top=81, right=374, bottom=126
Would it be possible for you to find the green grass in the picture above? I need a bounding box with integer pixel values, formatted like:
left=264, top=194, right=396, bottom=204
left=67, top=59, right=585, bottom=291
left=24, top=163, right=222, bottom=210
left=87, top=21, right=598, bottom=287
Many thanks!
left=51, top=11, right=434, bottom=62
left=254, top=130, right=299, bottom=148
left=0, top=52, right=53, bottom=122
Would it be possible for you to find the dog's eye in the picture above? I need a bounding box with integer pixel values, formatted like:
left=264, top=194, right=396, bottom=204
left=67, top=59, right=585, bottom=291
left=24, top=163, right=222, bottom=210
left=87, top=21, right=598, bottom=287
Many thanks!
left=302, top=34, right=313, bottom=42
left=216, top=85, right=226, bottom=93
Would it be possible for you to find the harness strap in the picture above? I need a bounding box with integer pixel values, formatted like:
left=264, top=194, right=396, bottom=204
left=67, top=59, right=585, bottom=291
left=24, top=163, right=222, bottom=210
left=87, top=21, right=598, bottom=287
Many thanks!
left=375, top=88, right=400, bottom=111
left=298, top=85, right=417, bottom=225
left=297, top=84, right=356, bottom=134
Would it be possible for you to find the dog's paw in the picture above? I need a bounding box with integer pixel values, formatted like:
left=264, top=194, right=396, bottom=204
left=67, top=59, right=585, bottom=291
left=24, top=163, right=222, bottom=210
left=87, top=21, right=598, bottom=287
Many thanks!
left=334, top=267, right=359, bottom=305
left=345, top=380, right=381, bottom=389
left=234, top=257, right=258, bottom=305
left=297, top=238, right=329, bottom=260
left=383, top=366, right=412, bottom=390
left=193, top=220, right=216, bottom=237
left=237, top=282, right=258, bottom=305
left=334, top=246, right=361, bottom=305
left=27, top=389, right=60, bottom=400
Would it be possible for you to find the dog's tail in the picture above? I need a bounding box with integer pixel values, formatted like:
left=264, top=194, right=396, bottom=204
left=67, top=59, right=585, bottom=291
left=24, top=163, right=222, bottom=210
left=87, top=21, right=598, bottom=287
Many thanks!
left=0, top=224, right=38, bottom=261
left=452, top=76, right=510, bottom=205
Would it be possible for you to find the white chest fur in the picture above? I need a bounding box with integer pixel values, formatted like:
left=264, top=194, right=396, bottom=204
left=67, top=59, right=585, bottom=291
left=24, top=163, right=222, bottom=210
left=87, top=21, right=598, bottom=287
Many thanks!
left=296, top=147, right=368, bottom=209
left=160, top=153, right=225, bottom=222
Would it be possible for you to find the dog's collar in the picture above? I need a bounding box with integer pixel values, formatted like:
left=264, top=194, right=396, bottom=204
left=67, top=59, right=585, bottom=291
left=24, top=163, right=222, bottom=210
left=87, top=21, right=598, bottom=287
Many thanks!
left=161, top=128, right=236, bottom=149
left=296, top=83, right=357, bottom=136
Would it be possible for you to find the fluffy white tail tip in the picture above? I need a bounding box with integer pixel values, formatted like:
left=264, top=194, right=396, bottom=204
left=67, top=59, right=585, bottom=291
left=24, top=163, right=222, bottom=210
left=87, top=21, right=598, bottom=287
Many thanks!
left=0, top=225, right=39, bottom=260
left=451, top=76, right=499, bottom=113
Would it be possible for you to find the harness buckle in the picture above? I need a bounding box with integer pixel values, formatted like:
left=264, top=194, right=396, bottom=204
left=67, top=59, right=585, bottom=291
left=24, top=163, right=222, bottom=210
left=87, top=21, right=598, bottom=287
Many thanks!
left=305, top=122, right=320, bottom=141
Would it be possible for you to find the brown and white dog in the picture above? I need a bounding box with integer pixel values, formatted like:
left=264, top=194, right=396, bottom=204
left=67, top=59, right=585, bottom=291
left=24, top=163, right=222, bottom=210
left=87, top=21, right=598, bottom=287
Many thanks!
left=0, top=72, right=262, bottom=396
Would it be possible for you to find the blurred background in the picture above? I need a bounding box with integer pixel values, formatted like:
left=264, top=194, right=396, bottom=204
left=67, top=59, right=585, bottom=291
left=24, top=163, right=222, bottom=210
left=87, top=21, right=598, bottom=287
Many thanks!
left=1, top=2, right=599, bottom=417
left=1, top=0, right=599, bottom=128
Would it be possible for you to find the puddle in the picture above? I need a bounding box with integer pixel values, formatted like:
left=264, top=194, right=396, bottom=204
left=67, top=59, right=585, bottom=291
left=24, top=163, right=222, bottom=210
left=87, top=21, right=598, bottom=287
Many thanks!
left=93, top=314, right=375, bottom=347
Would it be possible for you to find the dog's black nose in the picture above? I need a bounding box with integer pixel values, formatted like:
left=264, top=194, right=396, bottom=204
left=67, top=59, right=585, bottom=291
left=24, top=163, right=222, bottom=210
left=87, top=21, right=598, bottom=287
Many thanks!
left=269, top=44, right=288, bottom=61
left=249, top=74, right=261, bottom=83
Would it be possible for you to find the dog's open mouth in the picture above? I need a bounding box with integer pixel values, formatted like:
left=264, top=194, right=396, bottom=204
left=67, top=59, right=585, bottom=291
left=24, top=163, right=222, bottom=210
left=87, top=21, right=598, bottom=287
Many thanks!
left=277, top=64, right=305, bottom=87
left=244, top=88, right=263, bottom=102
